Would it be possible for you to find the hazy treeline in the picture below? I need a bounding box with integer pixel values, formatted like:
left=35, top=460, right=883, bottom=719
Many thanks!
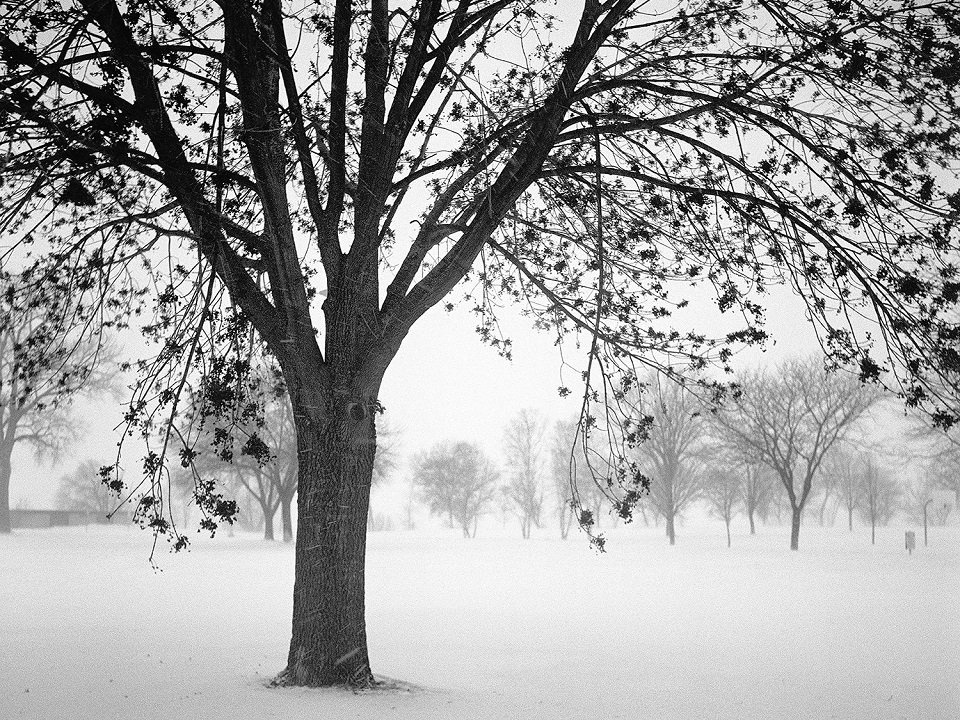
left=407, top=357, right=957, bottom=548
left=51, top=358, right=957, bottom=547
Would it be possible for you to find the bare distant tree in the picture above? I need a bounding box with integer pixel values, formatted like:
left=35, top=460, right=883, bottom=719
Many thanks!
left=740, top=464, right=775, bottom=535
left=701, top=453, right=740, bottom=548
left=55, top=459, right=115, bottom=516
left=502, top=410, right=546, bottom=539
left=551, top=422, right=576, bottom=541
left=550, top=419, right=604, bottom=540
left=915, top=431, right=960, bottom=513
left=858, top=459, right=901, bottom=545
left=630, top=376, right=705, bottom=545
left=811, top=470, right=840, bottom=527
left=1, top=271, right=117, bottom=533
left=413, top=441, right=498, bottom=538
left=822, top=447, right=861, bottom=532
left=712, top=358, right=879, bottom=550
left=904, top=473, right=952, bottom=527
left=168, top=465, right=196, bottom=528
left=365, top=418, right=401, bottom=532
left=181, top=367, right=299, bottom=542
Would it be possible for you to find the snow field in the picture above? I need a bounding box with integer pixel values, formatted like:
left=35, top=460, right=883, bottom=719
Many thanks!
left=1, top=523, right=957, bottom=719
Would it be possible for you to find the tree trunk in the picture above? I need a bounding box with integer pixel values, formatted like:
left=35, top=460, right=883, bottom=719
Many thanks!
left=0, top=443, right=11, bottom=534
left=871, top=518, right=876, bottom=545
left=280, top=492, right=294, bottom=543
left=263, top=506, right=276, bottom=541
left=725, top=517, right=731, bottom=548
left=848, top=506, right=854, bottom=532
left=282, top=403, right=376, bottom=687
left=790, top=505, right=802, bottom=550
left=748, top=508, right=756, bottom=535
left=666, top=512, right=675, bottom=545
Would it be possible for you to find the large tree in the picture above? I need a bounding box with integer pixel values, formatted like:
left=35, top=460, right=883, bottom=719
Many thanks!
left=2, top=0, right=959, bottom=686
left=712, top=357, right=879, bottom=549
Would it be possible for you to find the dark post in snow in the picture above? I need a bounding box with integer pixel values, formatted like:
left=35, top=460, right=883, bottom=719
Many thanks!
left=923, top=498, right=932, bottom=547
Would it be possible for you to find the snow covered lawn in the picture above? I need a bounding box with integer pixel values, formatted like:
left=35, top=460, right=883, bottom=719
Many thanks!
left=1, top=523, right=957, bottom=719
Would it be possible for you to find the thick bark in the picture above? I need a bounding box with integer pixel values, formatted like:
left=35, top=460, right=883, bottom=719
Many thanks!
left=0, top=444, right=11, bottom=534
left=790, top=505, right=802, bottom=551
left=280, top=492, right=294, bottom=543
left=666, top=512, right=676, bottom=545
left=282, top=401, right=377, bottom=687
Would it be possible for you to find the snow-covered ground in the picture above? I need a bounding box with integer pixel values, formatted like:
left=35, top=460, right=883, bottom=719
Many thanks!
left=1, top=522, right=957, bottom=719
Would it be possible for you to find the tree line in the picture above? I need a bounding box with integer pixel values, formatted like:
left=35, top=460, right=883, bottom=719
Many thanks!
left=408, top=357, right=955, bottom=548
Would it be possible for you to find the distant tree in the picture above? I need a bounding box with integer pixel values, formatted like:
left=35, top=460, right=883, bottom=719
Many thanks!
left=55, top=459, right=115, bottom=515
left=915, top=431, right=960, bottom=513
left=368, top=419, right=401, bottom=532
left=170, top=466, right=195, bottom=528
left=550, top=418, right=606, bottom=540
left=824, top=448, right=862, bottom=532
left=630, top=377, right=705, bottom=545
left=180, top=367, right=297, bottom=542
left=904, top=472, right=952, bottom=527
left=502, top=409, right=546, bottom=539
left=712, top=357, right=879, bottom=550
left=550, top=425, right=575, bottom=541
left=413, top=441, right=498, bottom=538
left=740, top=464, right=775, bottom=535
left=858, top=459, right=901, bottom=545
left=1, top=270, right=116, bottom=534
left=701, top=454, right=740, bottom=548
left=811, top=470, right=840, bottom=527
left=550, top=419, right=604, bottom=540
